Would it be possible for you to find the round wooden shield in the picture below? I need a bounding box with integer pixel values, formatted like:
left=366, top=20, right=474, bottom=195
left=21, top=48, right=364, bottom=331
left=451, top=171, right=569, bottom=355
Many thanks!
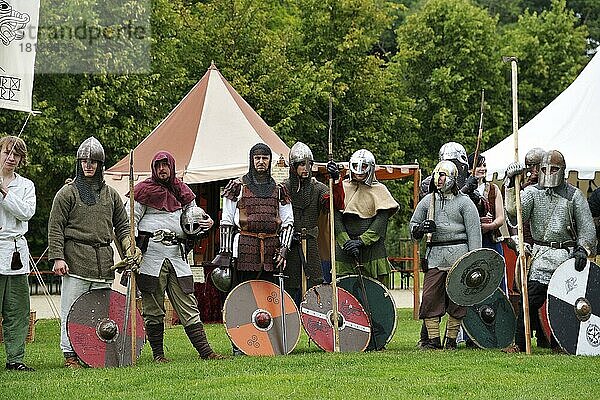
left=446, top=248, right=506, bottom=306
left=547, top=258, right=600, bottom=355
left=462, top=288, right=516, bottom=349
left=67, top=289, right=145, bottom=368
left=500, top=238, right=519, bottom=296
left=337, top=275, right=397, bottom=350
left=300, top=284, right=371, bottom=352
left=223, top=280, right=301, bottom=356
left=538, top=300, right=552, bottom=345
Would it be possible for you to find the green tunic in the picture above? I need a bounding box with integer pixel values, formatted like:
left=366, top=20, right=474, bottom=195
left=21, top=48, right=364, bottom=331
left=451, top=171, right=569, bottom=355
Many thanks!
left=48, top=183, right=129, bottom=280
left=334, top=180, right=398, bottom=286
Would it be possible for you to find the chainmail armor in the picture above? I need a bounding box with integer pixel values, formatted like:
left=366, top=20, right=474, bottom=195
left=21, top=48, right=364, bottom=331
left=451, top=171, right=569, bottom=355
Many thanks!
left=506, top=182, right=596, bottom=284
left=74, top=161, right=104, bottom=206
left=284, top=176, right=328, bottom=288
left=410, top=192, right=482, bottom=271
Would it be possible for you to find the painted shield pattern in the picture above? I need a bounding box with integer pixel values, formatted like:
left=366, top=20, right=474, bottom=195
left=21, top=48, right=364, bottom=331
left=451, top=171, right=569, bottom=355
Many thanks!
left=547, top=258, right=600, bottom=355
left=223, top=280, right=301, bottom=356
left=67, top=289, right=145, bottom=367
left=300, top=284, right=371, bottom=352
left=337, top=275, right=397, bottom=350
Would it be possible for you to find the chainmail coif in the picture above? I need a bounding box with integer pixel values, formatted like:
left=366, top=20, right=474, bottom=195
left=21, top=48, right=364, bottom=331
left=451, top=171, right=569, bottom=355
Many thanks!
left=243, top=143, right=276, bottom=198
left=74, top=161, right=104, bottom=205
left=288, top=164, right=314, bottom=210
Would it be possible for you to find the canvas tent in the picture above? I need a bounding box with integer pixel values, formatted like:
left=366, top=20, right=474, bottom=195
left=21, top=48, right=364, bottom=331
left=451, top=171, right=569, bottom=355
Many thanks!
left=482, top=49, right=600, bottom=193
left=105, top=63, right=290, bottom=194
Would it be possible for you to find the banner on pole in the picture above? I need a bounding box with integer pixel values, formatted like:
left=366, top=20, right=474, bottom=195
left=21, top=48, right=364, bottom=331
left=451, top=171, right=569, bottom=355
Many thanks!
left=0, top=0, right=39, bottom=113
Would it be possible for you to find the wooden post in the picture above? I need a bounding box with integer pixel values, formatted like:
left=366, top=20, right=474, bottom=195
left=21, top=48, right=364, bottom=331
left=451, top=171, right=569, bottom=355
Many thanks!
left=328, top=95, right=340, bottom=352
left=128, top=150, right=137, bottom=363
left=412, top=167, right=421, bottom=319
left=471, top=89, right=485, bottom=171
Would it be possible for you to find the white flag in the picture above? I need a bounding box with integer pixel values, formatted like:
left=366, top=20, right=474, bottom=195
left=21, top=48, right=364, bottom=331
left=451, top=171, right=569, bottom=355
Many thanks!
left=0, top=0, right=39, bottom=113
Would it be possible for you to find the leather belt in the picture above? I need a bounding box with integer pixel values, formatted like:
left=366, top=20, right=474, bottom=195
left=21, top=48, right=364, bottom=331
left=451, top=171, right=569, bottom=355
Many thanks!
left=142, top=229, right=183, bottom=246
left=426, top=239, right=468, bottom=248
left=240, top=231, right=278, bottom=266
left=533, top=240, right=575, bottom=249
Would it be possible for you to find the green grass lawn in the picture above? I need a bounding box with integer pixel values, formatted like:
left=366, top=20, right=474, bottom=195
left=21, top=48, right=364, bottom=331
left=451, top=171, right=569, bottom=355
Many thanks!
left=2, top=309, right=600, bottom=400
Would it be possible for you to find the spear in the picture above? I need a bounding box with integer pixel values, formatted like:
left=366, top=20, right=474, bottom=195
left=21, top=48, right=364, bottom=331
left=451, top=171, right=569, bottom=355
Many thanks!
left=471, top=89, right=485, bottom=171
left=503, top=56, right=532, bottom=354
left=127, top=150, right=138, bottom=363
left=328, top=95, right=340, bottom=352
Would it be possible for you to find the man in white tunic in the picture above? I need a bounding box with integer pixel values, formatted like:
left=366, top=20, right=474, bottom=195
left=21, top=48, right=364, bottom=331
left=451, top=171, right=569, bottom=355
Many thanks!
left=128, top=151, right=223, bottom=361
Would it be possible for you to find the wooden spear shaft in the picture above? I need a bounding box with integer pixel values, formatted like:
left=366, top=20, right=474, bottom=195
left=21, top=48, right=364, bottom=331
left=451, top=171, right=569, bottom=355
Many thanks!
left=301, top=228, right=308, bottom=299
left=328, top=95, right=340, bottom=352
left=128, top=150, right=137, bottom=363
left=506, top=57, right=532, bottom=354
left=471, top=89, right=485, bottom=171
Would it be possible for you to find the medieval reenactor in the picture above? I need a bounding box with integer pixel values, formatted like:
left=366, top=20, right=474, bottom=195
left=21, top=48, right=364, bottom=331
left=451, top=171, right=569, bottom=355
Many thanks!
left=212, top=143, right=294, bottom=355
left=417, top=141, right=488, bottom=346
left=282, top=142, right=343, bottom=304
left=410, top=160, right=482, bottom=350
left=503, top=150, right=596, bottom=353
left=0, top=135, right=36, bottom=371
left=128, top=151, right=224, bottom=362
left=49, top=137, right=140, bottom=368
left=333, top=149, right=398, bottom=287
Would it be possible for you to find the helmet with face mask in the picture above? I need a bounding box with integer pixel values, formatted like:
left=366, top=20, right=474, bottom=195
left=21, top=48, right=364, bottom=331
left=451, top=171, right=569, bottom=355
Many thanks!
left=538, top=150, right=566, bottom=188
left=349, top=149, right=376, bottom=186
left=439, top=142, right=468, bottom=166
left=525, top=147, right=545, bottom=170
left=180, top=206, right=209, bottom=236
left=432, top=160, right=458, bottom=194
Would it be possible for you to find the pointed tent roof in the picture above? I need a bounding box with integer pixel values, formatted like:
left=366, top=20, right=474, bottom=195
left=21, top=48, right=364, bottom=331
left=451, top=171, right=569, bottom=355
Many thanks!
left=483, top=49, right=600, bottom=181
left=105, top=63, right=290, bottom=190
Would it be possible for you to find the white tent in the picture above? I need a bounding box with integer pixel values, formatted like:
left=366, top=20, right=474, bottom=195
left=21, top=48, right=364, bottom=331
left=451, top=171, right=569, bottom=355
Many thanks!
left=483, top=49, right=600, bottom=190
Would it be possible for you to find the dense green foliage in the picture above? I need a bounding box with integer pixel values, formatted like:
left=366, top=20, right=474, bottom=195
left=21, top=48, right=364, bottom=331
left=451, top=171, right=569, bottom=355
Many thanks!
left=0, top=0, right=595, bottom=255
left=3, top=311, right=600, bottom=399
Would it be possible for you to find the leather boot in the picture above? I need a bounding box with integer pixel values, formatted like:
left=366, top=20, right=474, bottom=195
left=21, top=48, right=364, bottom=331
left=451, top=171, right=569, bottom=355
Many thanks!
left=146, top=323, right=169, bottom=362
left=420, top=337, right=442, bottom=350
left=417, top=322, right=429, bottom=348
left=63, top=352, right=82, bottom=369
left=184, top=322, right=224, bottom=359
left=444, top=337, right=458, bottom=350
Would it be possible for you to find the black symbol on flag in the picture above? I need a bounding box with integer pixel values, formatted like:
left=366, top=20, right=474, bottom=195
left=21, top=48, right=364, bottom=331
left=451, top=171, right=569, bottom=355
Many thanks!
left=0, top=75, right=21, bottom=101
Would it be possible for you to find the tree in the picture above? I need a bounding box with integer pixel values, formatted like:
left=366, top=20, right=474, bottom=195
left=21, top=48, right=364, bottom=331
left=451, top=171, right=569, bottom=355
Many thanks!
left=282, top=0, right=416, bottom=164
left=392, top=0, right=507, bottom=171
left=500, top=0, right=589, bottom=125
left=510, top=0, right=600, bottom=49
left=475, top=0, right=524, bottom=23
